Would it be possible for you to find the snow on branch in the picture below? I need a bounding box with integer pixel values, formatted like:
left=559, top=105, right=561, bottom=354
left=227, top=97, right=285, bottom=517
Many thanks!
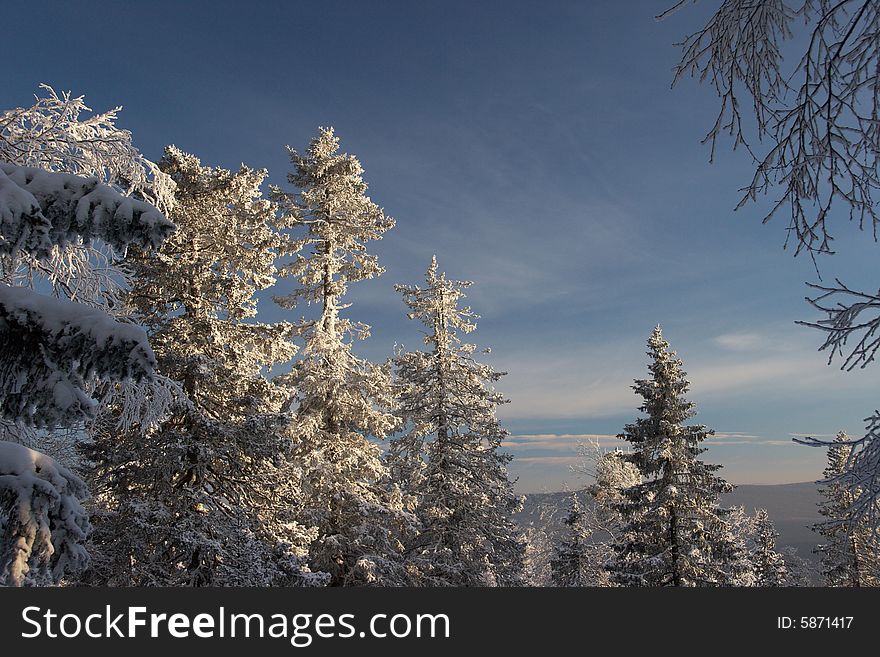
left=0, top=284, right=157, bottom=427
left=0, top=162, right=174, bottom=260
left=0, top=85, right=174, bottom=212
left=0, top=440, right=89, bottom=586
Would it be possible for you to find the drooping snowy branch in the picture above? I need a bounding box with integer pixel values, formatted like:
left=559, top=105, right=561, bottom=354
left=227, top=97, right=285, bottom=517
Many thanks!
left=0, top=440, right=89, bottom=586
left=0, top=283, right=156, bottom=427
left=795, top=411, right=880, bottom=534
left=0, top=162, right=174, bottom=261
left=0, top=158, right=172, bottom=436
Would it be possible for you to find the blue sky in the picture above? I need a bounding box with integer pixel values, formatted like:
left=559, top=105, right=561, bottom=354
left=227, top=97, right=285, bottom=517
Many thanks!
left=3, top=0, right=878, bottom=491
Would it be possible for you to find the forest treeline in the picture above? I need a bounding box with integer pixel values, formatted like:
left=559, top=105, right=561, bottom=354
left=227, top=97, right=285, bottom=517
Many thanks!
left=0, top=87, right=876, bottom=587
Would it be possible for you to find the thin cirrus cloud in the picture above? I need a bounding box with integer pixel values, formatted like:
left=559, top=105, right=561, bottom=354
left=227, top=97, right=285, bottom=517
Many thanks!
left=502, top=433, right=621, bottom=452
left=505, top=431, right=798, bottom=453
left=706, top=432, right=797, bottom=447
left=513, top=456, right=588, bottom=465
left=711, top=329, right=804, bottom=353
left=713, top=333, right=771, bottom=352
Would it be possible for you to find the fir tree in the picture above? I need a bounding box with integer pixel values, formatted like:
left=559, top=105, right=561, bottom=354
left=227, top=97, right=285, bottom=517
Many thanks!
left=609, top=325, right=751, bottom=587
left=272, top=128, right=410, bottom=586
left=0, top=86, right=178, bottom=455
left=583, top=448, right=641, bottom=586
left=750, top=508, right=787, bottom=587
left=83, top=147, right=320, bottom=586
left=390, top=257, right=525, bottom=586
left=550, top=495, right=592, bottom=587
left=814, top=432, right=879, bottom=587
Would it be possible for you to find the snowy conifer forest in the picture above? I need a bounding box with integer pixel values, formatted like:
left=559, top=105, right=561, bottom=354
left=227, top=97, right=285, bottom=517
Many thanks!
left=2, top=1, right=880, bottom=589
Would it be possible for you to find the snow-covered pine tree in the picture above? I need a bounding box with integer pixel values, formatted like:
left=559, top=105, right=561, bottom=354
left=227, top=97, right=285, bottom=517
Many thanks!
left=750, top=508, right=787, bottom=587
left=608, top=325, right=752, bottom=587
left=271, top=128, right=410, bottom=586
left=814, top=432, right=879, bottom=587
left=390, top=257, right=525, bottom=586
left=590, top=448, right=640, bottom=526
left=581, top=448, right=641, bottom=586
left=0, top=160, right=174, bottom=585
left=82, top=147, right=321, bottom=586
left=0, top=86, right=178, bottom=453
left=550, top=494, right=592, bottom=587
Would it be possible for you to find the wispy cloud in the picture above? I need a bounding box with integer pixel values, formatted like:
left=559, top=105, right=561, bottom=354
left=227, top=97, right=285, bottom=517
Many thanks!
left=789, top=432, right=841, bottom=439
left=703, top=431, right=817, bottom=447
left=687, top=354, right=866, bottom=397
left=503, top=433, right=619, bottom=451
left=710, top=431, right=761, bottom=440
left=514, top=456, right=584, bottom=465
left=713, top=333, right=768, bottom=352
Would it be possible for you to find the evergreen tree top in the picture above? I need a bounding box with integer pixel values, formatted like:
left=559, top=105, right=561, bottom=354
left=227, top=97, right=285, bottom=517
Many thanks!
left=628, top=324, right=700, bottom=435
left=395, top=256, right=478, bottom=349
left=272, top=127, right=394, bottom=311
left=278, top=126, right=394, bottom=237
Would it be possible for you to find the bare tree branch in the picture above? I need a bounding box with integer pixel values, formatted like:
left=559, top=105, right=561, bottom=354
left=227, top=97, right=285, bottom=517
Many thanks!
left=796, top=278, right=880, bottom=369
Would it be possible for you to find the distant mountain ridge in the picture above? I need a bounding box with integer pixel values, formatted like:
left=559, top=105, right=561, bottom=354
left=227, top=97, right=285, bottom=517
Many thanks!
left=517, top=481, right=824, bottom=561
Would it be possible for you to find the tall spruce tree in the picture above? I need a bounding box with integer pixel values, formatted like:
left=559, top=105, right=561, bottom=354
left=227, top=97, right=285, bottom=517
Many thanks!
left=550, top=495, right=592, bottom=587
left=750, top=508, right=787, bottom=587
left=814, top=432, right=879, bottom=587
left=389, top=257, right=525, bottom=586
left=609, top=325, right=751, bottom=587
left=272, top=128, right=411, bottom=586
left=83, top=147, right=319, bottom=586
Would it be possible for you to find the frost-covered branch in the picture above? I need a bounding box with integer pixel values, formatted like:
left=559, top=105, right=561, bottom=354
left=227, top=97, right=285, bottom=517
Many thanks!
left=0, top=86, right=175, bottom=318
left=797, top=279, right=880, bottom=370
left=0, top=85, right=174, bottom=212
left=667, top=0, right=880, bottom=256
left=796, top=417, right=880, bottom=534
left=665, top=0, right=880, bottom=543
